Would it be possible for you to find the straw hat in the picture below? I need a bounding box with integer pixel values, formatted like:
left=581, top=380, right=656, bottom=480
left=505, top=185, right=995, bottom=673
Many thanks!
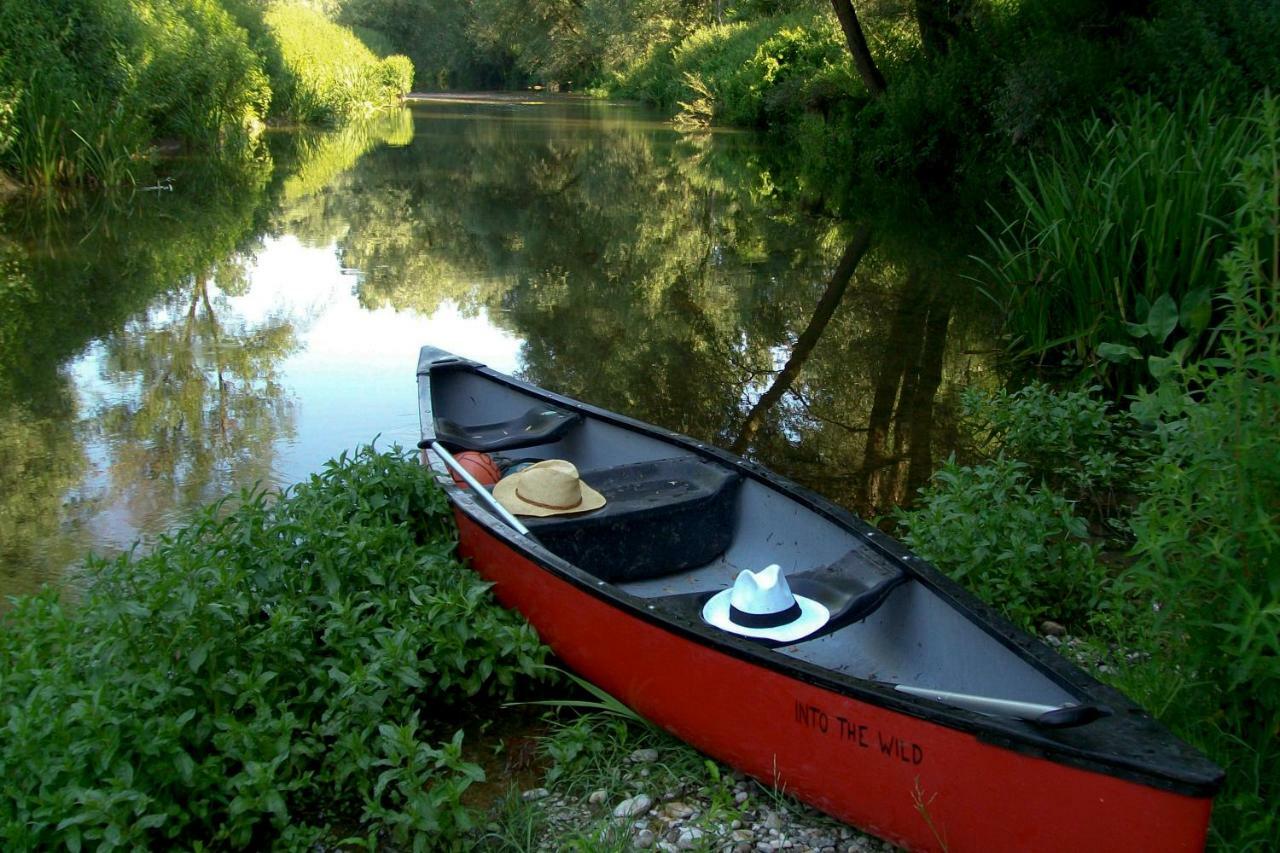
left=702, top=564, right=829, bottom=642
left=493, top=460, right=606, bottom=517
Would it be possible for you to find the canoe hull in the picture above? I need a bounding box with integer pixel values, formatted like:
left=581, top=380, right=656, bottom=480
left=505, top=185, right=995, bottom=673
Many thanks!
left=454, top=508, right=1214, bottom=852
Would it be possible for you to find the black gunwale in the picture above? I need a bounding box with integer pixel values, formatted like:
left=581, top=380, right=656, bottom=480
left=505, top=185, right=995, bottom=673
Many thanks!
left=416, top=350, right=1224, bottom=798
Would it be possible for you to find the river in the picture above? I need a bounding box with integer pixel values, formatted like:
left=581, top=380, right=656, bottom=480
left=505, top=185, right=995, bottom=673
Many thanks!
left=0, top=94, right=995, bottom=603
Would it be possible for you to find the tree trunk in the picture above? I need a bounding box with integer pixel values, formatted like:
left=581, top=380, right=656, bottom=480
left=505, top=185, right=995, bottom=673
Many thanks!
left=829, top=0, right=887, bottom=97
left=732, top=225, right=873, bottom=454
left=915, top=0, right=971, bottom=58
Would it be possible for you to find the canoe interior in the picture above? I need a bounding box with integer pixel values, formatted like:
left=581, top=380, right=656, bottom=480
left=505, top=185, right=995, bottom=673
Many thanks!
left=430, top=365, right=1079, bottom=706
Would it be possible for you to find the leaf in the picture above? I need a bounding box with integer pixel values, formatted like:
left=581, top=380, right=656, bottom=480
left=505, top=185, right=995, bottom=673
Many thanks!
left=1144, top=294, right=1178, bottom=344
left=188, top=643, right=210, bottom=674
left=1179, top=287, right=1212, bottom=335
left=1098, top=342, right=1141, bottom=362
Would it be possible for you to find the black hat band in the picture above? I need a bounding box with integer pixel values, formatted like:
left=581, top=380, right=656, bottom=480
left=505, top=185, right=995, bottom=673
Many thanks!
left=730, top=601, right=803, bottom=629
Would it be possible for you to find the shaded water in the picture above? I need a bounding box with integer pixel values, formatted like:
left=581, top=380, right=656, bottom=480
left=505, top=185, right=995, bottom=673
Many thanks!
left=0, top=95, right=995, bottom=602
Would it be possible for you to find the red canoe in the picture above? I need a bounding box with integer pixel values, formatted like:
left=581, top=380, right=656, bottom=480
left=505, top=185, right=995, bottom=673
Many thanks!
left=415, top=345, right=1222, bottom=852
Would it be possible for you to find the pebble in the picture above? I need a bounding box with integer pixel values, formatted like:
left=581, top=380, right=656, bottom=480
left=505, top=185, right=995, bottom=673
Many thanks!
left=630, top=748, right=660, bottom=763
left=677, top=827, right=705, bottom=848
left=504, top=755, right=892, bottom=853
left=1040, top=619, right=1067, bottom=637
left=662, top=801, right=695, bottom=819
left=613, top=794, right=653, bottom=818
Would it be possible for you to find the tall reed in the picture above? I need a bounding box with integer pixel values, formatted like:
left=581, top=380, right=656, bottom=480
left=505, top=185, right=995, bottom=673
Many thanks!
left=978, top=90, right=1268, bottom=384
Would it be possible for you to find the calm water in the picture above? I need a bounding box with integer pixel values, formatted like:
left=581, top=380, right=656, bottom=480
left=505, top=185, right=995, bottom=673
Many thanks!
left=0, top=95, right=995, bottom=602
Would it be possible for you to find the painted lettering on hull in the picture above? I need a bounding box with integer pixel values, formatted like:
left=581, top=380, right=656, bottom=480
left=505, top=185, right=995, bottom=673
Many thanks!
left=794, top=699, right=925, bottom=765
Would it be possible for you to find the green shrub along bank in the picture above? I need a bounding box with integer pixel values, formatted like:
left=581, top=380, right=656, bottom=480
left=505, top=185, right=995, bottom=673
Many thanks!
left=263, top=5, right=411, bottom=124
left=0, top=446, right=549, bottom=849
left=0, top=0, right=268, bottom=188
left=0, top=1, right=411, bottom=188
left=898, top=98, right=1279, bottom=848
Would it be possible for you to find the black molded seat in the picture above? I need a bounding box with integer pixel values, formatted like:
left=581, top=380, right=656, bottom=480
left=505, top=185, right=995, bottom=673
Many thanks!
left=652, top=544, right=908, bottom=647
left=436, top=405, right=581, bottom=453
left=525, top=457, right=742, bottom=582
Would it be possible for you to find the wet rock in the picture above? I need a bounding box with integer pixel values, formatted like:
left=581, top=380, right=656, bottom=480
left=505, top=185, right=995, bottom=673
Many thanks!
left=630, top=748, right=660, bottom=763
left=613, top=794, right=653, bottom=818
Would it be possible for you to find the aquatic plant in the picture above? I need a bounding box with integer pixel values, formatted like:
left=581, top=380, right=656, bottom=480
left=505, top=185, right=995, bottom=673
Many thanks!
left=978, top=91, right=1271, bottom=387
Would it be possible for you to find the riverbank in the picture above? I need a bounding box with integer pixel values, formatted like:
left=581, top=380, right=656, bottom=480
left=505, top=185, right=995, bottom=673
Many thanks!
left=0, top=445, right=892, bottom=850
left=0, top=1, right=411, bottom=188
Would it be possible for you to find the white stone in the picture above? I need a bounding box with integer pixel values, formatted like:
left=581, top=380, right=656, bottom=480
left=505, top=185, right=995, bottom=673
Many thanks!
left=677, top=827, right=705, bottom=849
left=613, top=794, right=653, bottom=818
left=630, top=748, right=660, bottom=763
left=521, top=787, right=549, bottom=801
left=635, top=829, right=657, bottom=849
left=588, top=788, right=608, bottom=805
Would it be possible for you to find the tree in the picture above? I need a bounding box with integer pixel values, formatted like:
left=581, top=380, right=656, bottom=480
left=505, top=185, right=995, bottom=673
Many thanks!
left=914, top=0, right=972, bottom=58
left=828, top=0, right=886, bottom=96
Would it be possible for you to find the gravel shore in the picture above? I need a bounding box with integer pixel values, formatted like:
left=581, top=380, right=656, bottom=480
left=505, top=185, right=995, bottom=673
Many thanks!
left=517, top=747, right=894, bottom=852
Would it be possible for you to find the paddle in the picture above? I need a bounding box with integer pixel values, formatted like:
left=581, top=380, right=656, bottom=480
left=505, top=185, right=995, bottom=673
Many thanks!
left=429, top=441, right=534, bottom=538
left=894, top=684, right=1108, bottom=728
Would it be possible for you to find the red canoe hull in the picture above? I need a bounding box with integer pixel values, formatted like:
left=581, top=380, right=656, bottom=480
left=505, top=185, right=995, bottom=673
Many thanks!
left=455, top=509, right=1213, bottom=852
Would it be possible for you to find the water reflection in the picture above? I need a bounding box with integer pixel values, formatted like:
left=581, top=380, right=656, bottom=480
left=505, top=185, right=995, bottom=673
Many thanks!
left=0, top=96, right=994, bottom=603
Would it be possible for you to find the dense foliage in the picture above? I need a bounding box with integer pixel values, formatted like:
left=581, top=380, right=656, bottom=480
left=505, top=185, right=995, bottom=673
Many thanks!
left=264, top=5, right=412, bottom=123
left=899, top=96, right=1279, bottom=847
left=326, top=0, right=1277, bottom=194
left=0, top=0, right=411, bottom=187
left=0, top=0, right=269, bottom=187
left=979, top=91, right=1273, bottom=387
left=0, top=447, right=548, bottom=849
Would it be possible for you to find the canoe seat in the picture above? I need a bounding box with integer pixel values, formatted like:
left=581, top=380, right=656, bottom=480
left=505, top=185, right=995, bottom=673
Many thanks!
left=525, top=457, right=742, bottom=582
left=652, top=543, right=908, bottom=647
left=436, top=405, right=581, bottom=453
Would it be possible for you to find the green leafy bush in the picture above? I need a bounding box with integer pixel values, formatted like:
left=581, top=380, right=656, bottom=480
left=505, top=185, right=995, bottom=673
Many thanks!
left=614, top=12, right=859, bottom=128
left=896, top=455, right=1105, bottom=630
left=0, top=0, right=270, bottom=187
left=1122, top=103, right=1279, bottom=846
left=264, top=5, right=413, bottom=123
left=0, top=446, right=548, bottom=849
left=962, top=382, right=1151, bottom=519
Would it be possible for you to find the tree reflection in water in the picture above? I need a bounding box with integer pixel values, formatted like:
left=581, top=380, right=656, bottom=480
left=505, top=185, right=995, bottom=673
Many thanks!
left=343, top=99, right=995, bottom=518
left=0, top=97, right=994, bottom=605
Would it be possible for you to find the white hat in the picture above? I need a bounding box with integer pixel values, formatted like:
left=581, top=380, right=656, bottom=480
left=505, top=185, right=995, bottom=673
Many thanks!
left=702, top=564, right=829, bottom=642
left=493, top=459, right=606, bottom=517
